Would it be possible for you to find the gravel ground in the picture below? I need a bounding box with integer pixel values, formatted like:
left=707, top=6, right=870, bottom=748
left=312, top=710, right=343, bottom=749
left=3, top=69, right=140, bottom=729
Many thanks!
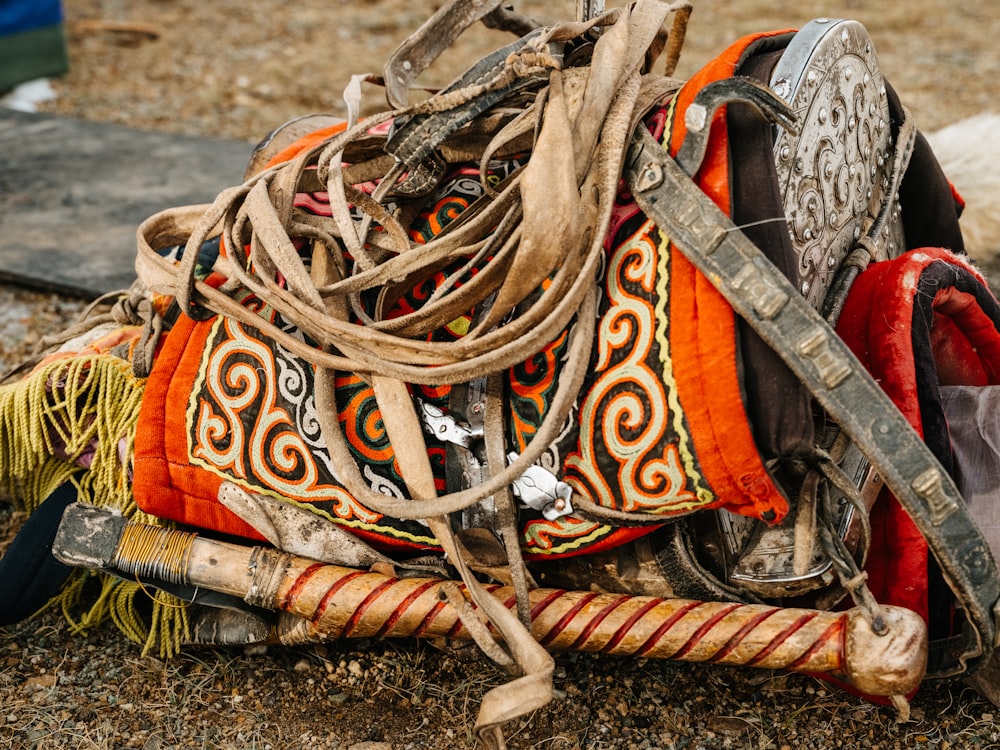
left=3, top=0, right=1000, bottom=748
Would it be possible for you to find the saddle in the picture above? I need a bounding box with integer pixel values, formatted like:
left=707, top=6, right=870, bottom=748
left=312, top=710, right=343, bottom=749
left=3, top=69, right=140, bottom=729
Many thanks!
left=2, top=2, right=998, bottom=746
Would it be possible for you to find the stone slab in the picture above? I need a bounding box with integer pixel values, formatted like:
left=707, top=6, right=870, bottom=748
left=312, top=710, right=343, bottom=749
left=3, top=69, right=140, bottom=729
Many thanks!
left=0, top=106, right=251, bottom=298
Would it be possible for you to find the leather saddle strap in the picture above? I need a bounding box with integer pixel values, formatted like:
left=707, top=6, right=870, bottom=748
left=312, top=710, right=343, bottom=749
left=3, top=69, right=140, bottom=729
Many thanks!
left=623, top=124, right=1000, bottom=675
left=369, top=375, right=554, bottom=750
left=382, top=0, right=510, bottom=109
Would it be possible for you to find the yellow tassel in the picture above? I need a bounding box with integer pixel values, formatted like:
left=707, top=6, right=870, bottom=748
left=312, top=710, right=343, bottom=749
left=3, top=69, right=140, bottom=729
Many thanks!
left=0, top=355, right=141, bottom=511
left=108, top=580, right=149, bottom=645
left=1, top=354, right=190, bottom=656
left=142, top=588, right=191, bottom=659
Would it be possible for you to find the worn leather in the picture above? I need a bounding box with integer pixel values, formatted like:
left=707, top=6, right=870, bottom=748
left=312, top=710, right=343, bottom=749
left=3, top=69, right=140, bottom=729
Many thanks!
left=625, top=125, right=999, bottom=677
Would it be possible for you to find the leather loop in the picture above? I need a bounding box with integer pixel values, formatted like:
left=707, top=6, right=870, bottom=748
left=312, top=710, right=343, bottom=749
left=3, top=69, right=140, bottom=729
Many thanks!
left=382, top=0, right=507, bottom=109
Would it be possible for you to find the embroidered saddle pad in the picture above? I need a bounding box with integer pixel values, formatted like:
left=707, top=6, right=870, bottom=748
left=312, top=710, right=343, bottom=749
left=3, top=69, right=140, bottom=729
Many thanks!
left=129, top=20, right=960, bottom=567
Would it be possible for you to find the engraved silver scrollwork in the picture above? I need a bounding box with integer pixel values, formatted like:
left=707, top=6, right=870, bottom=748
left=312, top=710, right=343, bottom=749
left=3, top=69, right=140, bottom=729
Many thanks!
left=771, top=19, right=905, bottom=310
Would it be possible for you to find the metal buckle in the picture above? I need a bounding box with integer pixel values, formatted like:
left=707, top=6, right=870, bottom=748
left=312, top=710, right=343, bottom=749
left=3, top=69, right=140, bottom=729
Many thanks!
left=507, top=451, right=574, bottom=522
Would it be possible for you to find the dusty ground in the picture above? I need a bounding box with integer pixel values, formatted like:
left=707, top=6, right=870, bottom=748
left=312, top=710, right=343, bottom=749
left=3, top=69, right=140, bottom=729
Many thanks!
left=3, top=0, right=1000, bottom=748
left=34, top=0, right=1000, bottom=139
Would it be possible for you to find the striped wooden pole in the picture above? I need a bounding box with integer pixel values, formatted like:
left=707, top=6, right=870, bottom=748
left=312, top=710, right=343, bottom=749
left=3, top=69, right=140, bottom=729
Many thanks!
left=53, top=503, right=927, bottom=697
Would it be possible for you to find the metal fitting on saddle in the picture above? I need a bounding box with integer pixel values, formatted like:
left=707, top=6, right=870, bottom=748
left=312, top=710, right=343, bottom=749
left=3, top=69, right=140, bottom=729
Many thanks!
left=507, top=452, right=574, bottom=522
left=418, top=400, right=484, bottom=450
left=673, top=77, right=798, bottom=178
left=417, top=400, right=574, bottom=522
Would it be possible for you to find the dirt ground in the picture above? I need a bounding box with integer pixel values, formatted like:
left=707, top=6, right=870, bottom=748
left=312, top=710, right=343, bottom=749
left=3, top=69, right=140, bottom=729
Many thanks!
left=39, top=0, right=998, bottom=140
left=3, top=0, right=1000, bottom=748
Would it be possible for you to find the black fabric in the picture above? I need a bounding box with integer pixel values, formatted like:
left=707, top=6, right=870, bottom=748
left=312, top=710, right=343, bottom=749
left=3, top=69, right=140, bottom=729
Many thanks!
left=0, top=483, right=76, bottom=625
left=729, top=45, right=815, bottom=460
left=724, top=50, right=968, bottom=463
left=885, top=84, right=966, bottom=255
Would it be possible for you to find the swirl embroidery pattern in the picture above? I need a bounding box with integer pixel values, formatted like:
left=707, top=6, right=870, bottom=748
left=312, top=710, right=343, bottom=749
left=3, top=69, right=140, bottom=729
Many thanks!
left=190, top=316, right=383, bottom=525
left=564, top=222, right=703, bottom=515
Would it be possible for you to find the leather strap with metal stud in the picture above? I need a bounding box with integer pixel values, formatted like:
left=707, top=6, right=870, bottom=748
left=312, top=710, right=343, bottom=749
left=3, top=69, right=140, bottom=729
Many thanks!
left=623, top=123, right=1000, bottom=677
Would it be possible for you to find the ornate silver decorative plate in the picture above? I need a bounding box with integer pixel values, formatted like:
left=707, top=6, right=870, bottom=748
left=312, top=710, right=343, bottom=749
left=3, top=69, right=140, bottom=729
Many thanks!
left=770, top=18, right=905, bottom=310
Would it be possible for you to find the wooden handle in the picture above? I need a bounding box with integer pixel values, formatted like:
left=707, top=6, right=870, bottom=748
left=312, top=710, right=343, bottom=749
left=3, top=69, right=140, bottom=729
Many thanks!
left=263, top=552, right=926, bottom=697
left=53, top=504, right=928, bottom=697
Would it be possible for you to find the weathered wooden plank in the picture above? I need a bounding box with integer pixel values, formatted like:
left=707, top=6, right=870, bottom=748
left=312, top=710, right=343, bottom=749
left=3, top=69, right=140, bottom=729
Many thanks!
left=0, top=107, right=250, bottom=298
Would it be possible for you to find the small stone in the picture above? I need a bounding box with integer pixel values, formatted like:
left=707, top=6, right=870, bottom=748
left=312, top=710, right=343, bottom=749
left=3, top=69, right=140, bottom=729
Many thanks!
left=25, top=674, right=57, bottom=689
